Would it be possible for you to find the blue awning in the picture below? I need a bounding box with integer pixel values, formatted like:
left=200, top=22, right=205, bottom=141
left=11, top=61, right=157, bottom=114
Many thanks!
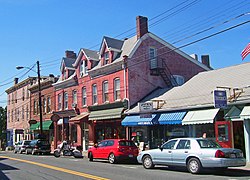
left=158, top=112, right=186, bottom=125
left=122, top=114, right=160, bottom=126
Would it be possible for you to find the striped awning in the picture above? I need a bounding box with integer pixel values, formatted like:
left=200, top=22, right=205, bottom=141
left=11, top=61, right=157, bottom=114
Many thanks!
left=158, top=112, right=186, bottom=125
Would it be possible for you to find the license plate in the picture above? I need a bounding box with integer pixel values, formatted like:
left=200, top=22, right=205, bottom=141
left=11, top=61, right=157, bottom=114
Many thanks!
left=230, top=154, right=236, bottom=158
left=129, top=154, right=133, bottom=158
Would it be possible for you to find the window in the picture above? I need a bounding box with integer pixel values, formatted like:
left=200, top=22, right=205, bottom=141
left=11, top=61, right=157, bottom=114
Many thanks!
left=92, top=84, right=97, bottom=104
left=172, top=75, right=185, bottom=86
left=33, top=100, right=37, bottom=115
left=72, top=90, right=77, bottom=104
left=22, top=88, right=25, bottom=101
left=11, top=110, right=13, bottom=122
left=12, top=93, right=14, bottom=104
left=79, top=61, right=83, bottom=76
left=80, top=61, right=88, bottom=76
left=43, top=98, right=47, bottom=113
left=17, top=108, right=19, bottom=121
left=15, top=91, right=17, bottom=103
left=176, top=140, right=190, bottom=149
left=58, top=94, right=62, bottom=110
left=47, top=97, right=51, bottom=113
left=71, top=124, right=77, bottom=143
left=149, top=47, right=157, bottom=69
left=162, top=140, right=177, bottom=149
left=8, top=95, right=10, bottom=105
left=26, top=89, right=29, bottom=99
left=22, top=106, right=24, bottom=120
left=8, top=111, right=10, bottom=122
left=82, top=87, right=87, bottom=106
left=104, top=52, right=109, bottom=65
left=26, top=105, right=29, bottom=120
left=114, top=78, right=120, bottom=101
left=103, top=81, right=109, bottom=102
left=64, top=92, right=68, bottom=109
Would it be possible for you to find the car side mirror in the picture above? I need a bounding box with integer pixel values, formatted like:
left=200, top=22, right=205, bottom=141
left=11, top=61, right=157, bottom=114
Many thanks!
left=94, top=144, right=98, bottom=148
left=159, top=146, right=163, bottom=151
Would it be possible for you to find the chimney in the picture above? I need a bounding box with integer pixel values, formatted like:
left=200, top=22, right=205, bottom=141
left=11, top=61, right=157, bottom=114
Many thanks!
left=136, top=16, right=148, bottom=39
left=201, top=55, right=210, bottom=68
left=14, top=78, right=18, bottom=85
left=65, top=50, right=76, bottom=59
left=190, top=54, right=198, bottom=61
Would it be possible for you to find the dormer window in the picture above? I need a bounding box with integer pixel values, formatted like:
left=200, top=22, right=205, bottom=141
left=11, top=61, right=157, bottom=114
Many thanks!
left=80, top=60, right=88, bottom=77
left=104, top=52, right=109, bottom=65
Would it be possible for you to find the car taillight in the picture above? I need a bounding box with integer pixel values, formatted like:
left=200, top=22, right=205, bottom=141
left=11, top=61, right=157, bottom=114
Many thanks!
left=215, top=150, right=225, bottom=158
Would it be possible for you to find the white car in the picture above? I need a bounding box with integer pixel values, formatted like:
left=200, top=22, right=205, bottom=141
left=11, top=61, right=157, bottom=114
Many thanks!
left=14, top=140, right=31, bottom=154
left=137, top=138, right=246, bottom=174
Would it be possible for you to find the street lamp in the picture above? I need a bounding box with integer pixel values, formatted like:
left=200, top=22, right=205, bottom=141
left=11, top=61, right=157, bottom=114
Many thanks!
left=16, top=61, right=43, bottom=136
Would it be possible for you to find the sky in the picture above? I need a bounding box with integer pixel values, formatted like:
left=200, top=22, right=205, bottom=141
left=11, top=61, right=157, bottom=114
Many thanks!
left=0, top=0, right=249, bottom=106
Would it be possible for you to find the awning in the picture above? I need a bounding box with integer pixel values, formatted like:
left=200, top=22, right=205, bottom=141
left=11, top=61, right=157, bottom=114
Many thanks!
left=158, top=112, right=186, bottom=125
left=182, top=108, right=220, bottom=125
left=69, top=113, right=89, bottom=121
left=30, top=123, right=39, bottom=131
left=121, top=114, right=160, bottom=126
left=224, top=106, right=242, bottom=121
left=240, top=106, right=250, bottom=119
left=89, top=107, right=124, bottom=121
left=42, top=120, right=53, bottom=130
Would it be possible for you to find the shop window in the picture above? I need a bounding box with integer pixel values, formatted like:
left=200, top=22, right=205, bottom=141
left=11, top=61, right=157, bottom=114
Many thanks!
left=218, top=124, right=229, bottom=142
left=71, top=124, right=77, bottom=143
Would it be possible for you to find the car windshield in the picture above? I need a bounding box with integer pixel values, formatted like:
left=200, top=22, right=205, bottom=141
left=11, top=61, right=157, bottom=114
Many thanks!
left=197, top=139, right=221, bottom=148
left=119, top=141, right=136, bottom=147
left=24, top=141, right=31, bottom=145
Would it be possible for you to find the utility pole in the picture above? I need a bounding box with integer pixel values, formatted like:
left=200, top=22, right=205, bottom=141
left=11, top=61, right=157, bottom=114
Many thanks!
left=37, top=61, right=43, bottom=136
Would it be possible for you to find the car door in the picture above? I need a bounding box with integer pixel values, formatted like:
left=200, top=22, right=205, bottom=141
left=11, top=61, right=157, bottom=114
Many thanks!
left=171, top=139, right=191, bottom=166
left=154, top=139, right=177, bottom=165
left=94, top=141, right=106, bottom=159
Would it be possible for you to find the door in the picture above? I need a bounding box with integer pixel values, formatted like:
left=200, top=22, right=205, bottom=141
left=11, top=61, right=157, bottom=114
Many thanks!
left=154, top=139, right=177, bottom=165
left=171, top=139, right=191, bottom=166
left=215, top=121, right=232, bottom=148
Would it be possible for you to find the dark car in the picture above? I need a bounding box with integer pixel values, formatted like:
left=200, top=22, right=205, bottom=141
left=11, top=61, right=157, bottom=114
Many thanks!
left=88, top=139, right=139, bottom=164
left=25, top=139, right=51, bottom=155
left=14, top=140, right=31, bottom=154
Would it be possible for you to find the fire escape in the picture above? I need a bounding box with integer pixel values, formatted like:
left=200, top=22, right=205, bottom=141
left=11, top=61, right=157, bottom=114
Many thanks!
left=150, top=58, right=178, bottom=88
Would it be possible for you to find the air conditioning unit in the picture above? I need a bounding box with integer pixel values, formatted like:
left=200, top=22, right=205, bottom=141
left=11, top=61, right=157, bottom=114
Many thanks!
left=72, top=103, right=77, bottom=108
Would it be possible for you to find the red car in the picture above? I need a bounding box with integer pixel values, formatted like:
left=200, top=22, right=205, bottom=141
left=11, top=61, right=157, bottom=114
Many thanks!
left=88, top=139, right=139, bottom=164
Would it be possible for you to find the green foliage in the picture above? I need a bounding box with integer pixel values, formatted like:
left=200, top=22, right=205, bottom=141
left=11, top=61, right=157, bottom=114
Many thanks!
left=0, top=106, right=7, bottom=149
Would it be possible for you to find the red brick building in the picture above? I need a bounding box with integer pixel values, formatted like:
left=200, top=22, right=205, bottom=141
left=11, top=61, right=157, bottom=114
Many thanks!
left=29, top=75, right=58, bottom=148
left=53, top=16, right=211, bottom=150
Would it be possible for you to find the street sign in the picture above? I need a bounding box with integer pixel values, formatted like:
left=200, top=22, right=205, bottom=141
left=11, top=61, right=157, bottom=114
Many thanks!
left=139, top=102, right=153, bottom=112
left=214, top=90, right=227, bottom=108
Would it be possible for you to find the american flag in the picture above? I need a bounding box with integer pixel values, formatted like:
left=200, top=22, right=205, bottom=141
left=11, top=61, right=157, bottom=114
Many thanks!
left=241, top=43, right=250, bottom=60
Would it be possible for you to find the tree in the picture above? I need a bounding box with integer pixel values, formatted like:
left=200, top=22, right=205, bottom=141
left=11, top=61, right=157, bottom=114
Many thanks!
left=0, top=106, right=7, bottom=150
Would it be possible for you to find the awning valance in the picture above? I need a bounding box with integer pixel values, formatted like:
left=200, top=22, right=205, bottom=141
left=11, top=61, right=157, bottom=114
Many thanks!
left=121, top=114, right=160, bottom=126
left=240, top=106, right=250, bottom=119
left=182, top=108, right=220, bottom=125
left=158, top=112, right=186, bottom=125
left=89, top=107, right=124, bottom=121
left=42, top=120, right=53, bottom=130
left=224, top=106, right=242, bottom=121
left=30, top=123, right=39, bottom=131
left=70, top=113, right=89, bottom=121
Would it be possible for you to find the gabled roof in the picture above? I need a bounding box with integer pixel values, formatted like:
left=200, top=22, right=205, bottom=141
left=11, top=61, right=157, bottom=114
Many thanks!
left=99, top=36, right=124, bottom=55
left=72, top=48, right=99, bottom=68
left=127, top=62, right=250, bottom=113
left=60, top=57, right=76, bottom=72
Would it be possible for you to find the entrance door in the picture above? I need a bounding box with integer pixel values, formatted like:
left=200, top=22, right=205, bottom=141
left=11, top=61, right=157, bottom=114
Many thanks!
left=215, top=121, right=232, bottom=148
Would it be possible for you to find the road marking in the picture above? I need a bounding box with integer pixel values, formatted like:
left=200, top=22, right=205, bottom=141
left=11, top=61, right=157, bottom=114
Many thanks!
left=0, top=156, right=110, bottom=180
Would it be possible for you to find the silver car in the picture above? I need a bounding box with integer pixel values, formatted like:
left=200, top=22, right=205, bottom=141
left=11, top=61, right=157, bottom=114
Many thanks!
left=14, top=140, right=31, bottom=154
left=137, top=138, right=246, bottom=174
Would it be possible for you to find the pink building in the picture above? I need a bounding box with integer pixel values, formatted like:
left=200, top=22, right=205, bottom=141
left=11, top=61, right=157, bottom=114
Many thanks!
left=51, top=16, right=210, bottom=151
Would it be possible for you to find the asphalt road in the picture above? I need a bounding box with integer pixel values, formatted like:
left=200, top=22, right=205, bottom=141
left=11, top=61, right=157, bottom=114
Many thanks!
left=0, top=151, right=250, bottom=180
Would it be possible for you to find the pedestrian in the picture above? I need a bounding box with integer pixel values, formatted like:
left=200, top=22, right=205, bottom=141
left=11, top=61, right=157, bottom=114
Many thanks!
left=202, top=132, right=207, bottom=138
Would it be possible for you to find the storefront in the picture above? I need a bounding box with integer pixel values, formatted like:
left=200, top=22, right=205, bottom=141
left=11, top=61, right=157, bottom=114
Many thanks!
left=88, top=102, right=126, bottom=146
left=122, top=111, right=186, bottom=149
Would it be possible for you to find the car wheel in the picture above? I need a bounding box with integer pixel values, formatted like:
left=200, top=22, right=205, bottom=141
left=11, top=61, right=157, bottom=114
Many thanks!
left=31, top=149, right=36, bottom=155
left=142, top=155, right=154, bottom=169
left=187, top=158, right=202, bottom=174
left=19, top=150, right=22, bottom=154
left=14, top=150, right=17, bottom=154
left=88, top=152, right=93, bottom=162
left=25, top=149, right=29, bottom=155
left=108, top=153, right=116, bottom=164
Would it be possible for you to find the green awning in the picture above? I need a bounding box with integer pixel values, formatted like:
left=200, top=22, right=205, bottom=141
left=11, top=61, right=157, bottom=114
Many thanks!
left=30, top=123, right=39, bottom=131
left=42, top=120, right=53, bottom=130
left=89, top=107, right=124, bottom=121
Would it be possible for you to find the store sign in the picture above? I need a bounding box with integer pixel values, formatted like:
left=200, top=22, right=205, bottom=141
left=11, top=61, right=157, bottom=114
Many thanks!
left=214, top=90, right=227, bottom=108
left=139, top=102, right=153, bottom=113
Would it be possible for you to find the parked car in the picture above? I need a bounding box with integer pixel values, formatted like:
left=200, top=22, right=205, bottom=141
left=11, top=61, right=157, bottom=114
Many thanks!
left=14, top=140, right=31, bottom=154
left=137, top=137, right=246, bottom=174
left=25, top=139, right=51, bottom=155
left=88, top=139, right=139, bottom=164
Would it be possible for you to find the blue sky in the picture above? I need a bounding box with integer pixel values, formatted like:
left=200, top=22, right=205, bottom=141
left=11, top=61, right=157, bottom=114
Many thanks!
left=0, top=0, right=249, bottom=106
